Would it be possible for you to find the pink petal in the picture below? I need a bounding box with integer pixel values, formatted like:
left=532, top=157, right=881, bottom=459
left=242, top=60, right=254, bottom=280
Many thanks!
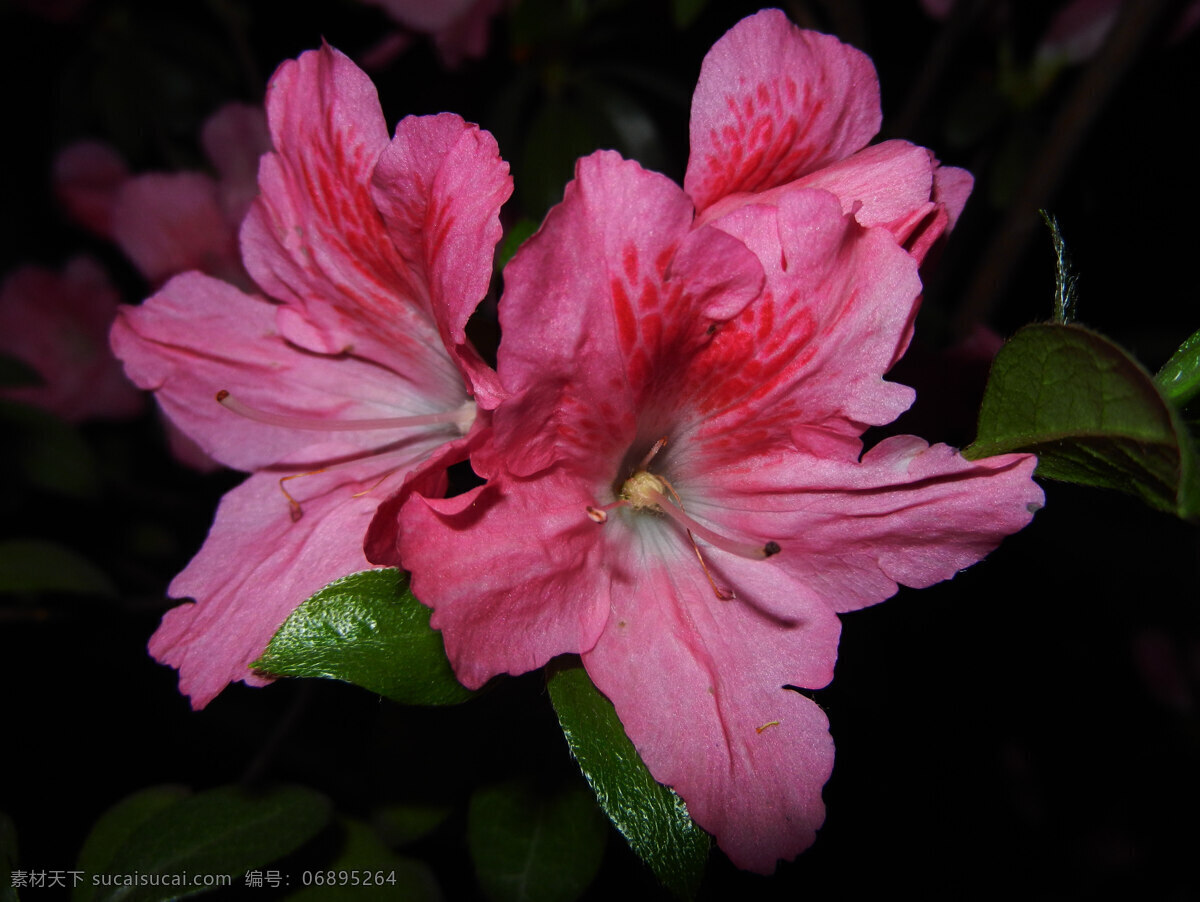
left=240, top=44, right=444, bottom=372
left=163, top=417, right=221, bottom=472
left=685, top=9, right=881, bottom=214
left=200, top=102, right=272, bottom=228
left=685, top=189, right=921, bottom=463
left=0, top=258, right=143, bottom=422
left=932, top=163, right=973, bottom=231
left=363, top=416, right=490, bottom=563
left=581, top=550, right=840, bottom=873
left=371, top=113, right=512, bottom=406
left=493, top=150, right=761, bottom=477
left=896, top=161, right=975, bottom=265
left=396, top=467, right=612, bottom=688
left=688, top=436, right=1043, bottom=615
left=696, top=139, right=934, bottom=233
left=111, top=172, right=244, bottom=286
left=110, top=272, right=460, bottom=471
left=151, top=462, right=402, bottom=709
left=52, top=140, right=130, bottom=237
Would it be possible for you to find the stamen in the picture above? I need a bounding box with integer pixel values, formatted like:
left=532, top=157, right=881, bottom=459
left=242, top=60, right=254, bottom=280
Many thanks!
left=278, top=469, right=327, bottom=522
left=637, top=436, right=669, bottom=470
left=655, top=477, right=735, bottom=600
left=217, top=391, right=475, bottom=434
left=586, top=499, right=630, bottom=523
left=643, top=487, right=780, bottom=560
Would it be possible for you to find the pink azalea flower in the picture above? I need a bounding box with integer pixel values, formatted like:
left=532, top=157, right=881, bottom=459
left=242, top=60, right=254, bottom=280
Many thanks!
left=369, top=13, right=1042, bottom=873
left=0, top=257, right=142, bottom=423
left=54, top=104, right=271, bottom=290
left=110, top=45, right=511, bottom=709
left=686, top=9, right=973, bottom=264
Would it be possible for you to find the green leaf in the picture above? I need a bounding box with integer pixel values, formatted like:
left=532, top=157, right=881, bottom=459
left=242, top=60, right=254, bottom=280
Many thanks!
left=468, top=780, right=606, bottom=902
left=1, top=812, right=19, bottom=902
left=547, top=660, right=709, bottom=899
left=283, top=818, right=440, bottom=902
left=0, top=540, right=116, bottom=597
left=1155, top=326, right=1200, bottom=408
left=371, top=803, right=454, bottom=848
left=74, top=786, right=192, bottom=902
left=253, top=569, right=473, bottom=706
left=966, top=323, right=1200, bottom=520
left=92, top=785, right=331, bottom=902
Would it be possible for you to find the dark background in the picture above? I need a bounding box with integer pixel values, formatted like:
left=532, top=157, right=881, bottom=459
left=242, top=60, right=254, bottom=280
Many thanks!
left=2, top=0, right=1197, bottom=898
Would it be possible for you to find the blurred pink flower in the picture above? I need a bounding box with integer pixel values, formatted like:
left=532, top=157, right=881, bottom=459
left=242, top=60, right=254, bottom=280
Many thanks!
left=922, top=0, right=1199, bottom=60
left=359, top=0, right=507, bottom=68
left=0, top=258, right=142, bottom=423
left=919, top=0, right=954, bottom=19
left=111, top=46, right=511, bottom=708
left=371, top=12, right=1042, bottom=873
left=55, top=104, right=271, bottom=290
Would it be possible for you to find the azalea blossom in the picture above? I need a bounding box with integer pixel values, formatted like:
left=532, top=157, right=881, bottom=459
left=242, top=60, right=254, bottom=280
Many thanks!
left=369, top=13, right=1043, bottom=873
left=686, top=9, right=973, bottom=264
left=111, top=45, right=511, bottom=708
left=0, top=257, right=142, bottom=423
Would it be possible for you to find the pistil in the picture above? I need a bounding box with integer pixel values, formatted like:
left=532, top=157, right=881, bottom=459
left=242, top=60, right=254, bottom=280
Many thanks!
left=641, top=485, right=780, bottom=560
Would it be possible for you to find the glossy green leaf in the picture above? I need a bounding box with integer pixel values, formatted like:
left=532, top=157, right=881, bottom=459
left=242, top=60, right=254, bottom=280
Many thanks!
left=468, top=780, right=606, bottom=902
left=1, top=812, right=18, bottom=902
left=284, top=818, right=440, bottom=902
left=254, top=569, right=473, bottom=706
left=93, top=785, right=330, bottom=902
left=547, top=660, right=709, bottom=899
left=74, top=786, right=192, bottom=902
left=0, top=540, right=116, bottom=597
left=1155, top=326, right=1200, bottom=408
left=966, top=323, right=1200, bottom=520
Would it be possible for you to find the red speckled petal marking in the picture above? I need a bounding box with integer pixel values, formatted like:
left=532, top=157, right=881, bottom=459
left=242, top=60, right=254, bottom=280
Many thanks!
left=685, top=9, right=881, bottom=214
left=240, top=45, right=442, bottom=366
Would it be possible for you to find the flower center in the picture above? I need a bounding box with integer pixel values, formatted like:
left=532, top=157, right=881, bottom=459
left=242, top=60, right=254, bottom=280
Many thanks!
left=620, top=470, right=668, bottom=511
left=586, top=437, right=780, bottom=599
